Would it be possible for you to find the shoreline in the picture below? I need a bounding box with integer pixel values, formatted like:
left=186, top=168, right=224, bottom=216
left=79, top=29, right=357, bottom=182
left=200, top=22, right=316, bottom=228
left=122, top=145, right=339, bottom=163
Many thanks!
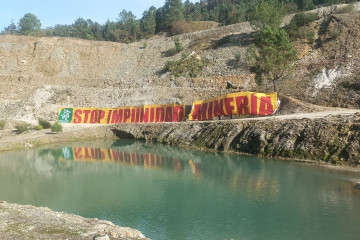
left=0, top=201, right=148, bottom=240
left=1, top=111, right=360, bottom=173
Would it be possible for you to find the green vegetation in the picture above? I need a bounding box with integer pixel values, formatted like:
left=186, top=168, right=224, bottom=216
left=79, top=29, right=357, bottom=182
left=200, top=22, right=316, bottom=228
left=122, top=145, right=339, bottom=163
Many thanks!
left=162, top=0, right=185, bottom=30
left=165, top=38, right=184, bottom=56
left=247, top=26, right=297, bottom=92
left=234, top=52, right=241, bottom=62
left=18, top=13, right=41, bottom=36
left=15, top=123, right=32, bottom=134
left=51, top=122, right=63, bottom=133
left=249, top=0, right=285, bottom=31
left=285, top=12, right=319, bottom=43
left=246, top=0, right=297, bottom=92
left=38, top=118, right=52, bottom=129
left=164, top=55, right=209, bottom=78
left=36, top=124, right=43, bottom=131
left=0, top=120, right=5, bottom=130
left=1, top=0, right=349, bottom=42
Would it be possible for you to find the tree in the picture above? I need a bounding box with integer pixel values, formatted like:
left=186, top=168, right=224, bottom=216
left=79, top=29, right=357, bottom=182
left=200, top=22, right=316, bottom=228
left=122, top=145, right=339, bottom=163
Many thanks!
left=48, top=24, right=72, bottom=37
left=184, top=0, right=194, bottom=20
left=141, top=6, right=157, bottom=35
left=18, top=13, right=41, bottom=35
left=218, top=3, right=233, bottom=25
left=296, top=0, right=315, bottom=11
left=163, top=0, right=185, bottom=30
left=249, top=0, right=285, bottom=31
left=71, top=18, right=93, bottom=40
left=118, top=10, right=140, bottom=40
left=87, top=20, right=103, bottom=40
left=3, top=20, right=17, bottom=34
left=247, top=26, right=297, bottom=92
left=102, top=20, right=118, bottom=41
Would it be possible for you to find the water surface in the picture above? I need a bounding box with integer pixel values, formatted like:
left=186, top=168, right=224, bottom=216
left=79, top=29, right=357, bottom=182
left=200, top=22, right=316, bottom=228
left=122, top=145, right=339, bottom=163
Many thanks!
left=0, top=140, right=359, bottom=240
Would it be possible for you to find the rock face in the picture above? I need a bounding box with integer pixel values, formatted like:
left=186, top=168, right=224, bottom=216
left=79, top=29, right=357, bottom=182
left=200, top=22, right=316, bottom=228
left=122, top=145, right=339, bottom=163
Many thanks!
left=1, top=6, right=360, bottom=123
left=0, top=201, right=148, bottom=240
left=111, top=111, right=360, bottom=166
left=0, top=22, right=255, bottom=122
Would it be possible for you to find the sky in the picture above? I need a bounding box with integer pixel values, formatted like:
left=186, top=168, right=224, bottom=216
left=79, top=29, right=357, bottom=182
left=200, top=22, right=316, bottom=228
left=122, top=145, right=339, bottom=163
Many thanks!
left=0, top=0, right=195, bottom=30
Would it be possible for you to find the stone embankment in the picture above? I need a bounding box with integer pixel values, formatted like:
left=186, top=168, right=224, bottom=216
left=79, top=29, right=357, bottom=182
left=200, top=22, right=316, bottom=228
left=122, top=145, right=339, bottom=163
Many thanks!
left=0, top=201, right=148, bottom=240
left=112, top=110, right=360, bottom=166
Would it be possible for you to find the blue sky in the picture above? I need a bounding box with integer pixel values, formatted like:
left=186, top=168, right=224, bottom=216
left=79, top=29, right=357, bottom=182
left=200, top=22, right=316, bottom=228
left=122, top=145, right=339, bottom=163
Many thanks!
left=0, top=0, right=194, bottom=30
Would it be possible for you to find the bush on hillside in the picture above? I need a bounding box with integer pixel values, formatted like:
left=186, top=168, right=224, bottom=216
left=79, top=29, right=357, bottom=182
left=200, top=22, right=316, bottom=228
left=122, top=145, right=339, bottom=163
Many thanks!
left=51, top=122, right=63, bottom=133
left=15, top=123, right=32, bottom=134
left=285, top=12, right=318, bottom=43
left=164, top=55, right=209, bottom=78
left=38, top=118, right=51, bottom=129
left=291, top=12, right=318, bottom=27
left=164, top=38, right=184, bottom=57
left=0, top=120, right=5, bottom=130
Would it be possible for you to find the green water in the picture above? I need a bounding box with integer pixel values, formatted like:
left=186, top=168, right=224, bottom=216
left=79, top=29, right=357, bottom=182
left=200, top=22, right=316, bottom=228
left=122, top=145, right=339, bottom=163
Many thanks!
left=0, top=140, right=359, bottom=240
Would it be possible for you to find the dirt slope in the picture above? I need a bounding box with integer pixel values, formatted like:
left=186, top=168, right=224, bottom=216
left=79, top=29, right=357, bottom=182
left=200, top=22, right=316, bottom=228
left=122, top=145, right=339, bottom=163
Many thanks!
left=0, top=3, right=359, bottom=124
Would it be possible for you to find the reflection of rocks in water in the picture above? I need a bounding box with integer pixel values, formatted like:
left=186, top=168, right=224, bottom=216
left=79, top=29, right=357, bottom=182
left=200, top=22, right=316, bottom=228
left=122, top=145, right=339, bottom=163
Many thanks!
left=0, top=149, right=57, bottom=177
left=1, top=139, right=359, bottom=205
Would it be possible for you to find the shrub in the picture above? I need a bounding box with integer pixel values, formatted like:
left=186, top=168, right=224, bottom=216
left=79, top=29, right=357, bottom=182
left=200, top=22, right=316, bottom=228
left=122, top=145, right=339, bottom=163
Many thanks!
left=38, top=118, right=51, bottom=129
left=175, top=38, right=184, bottom=52
left=234, top=53, right=241, bottom=62
left=36, top=124, right=43, bottom=131
left=165, top=38, right=184, bottom=56
left=51, top=122, right=63, bottom=133
left=285, top=12, right=318, bottom=42
left=0, top=120, right=5, bottom=130
left=143, top=42, right=147, bottom=48
left=15, top=123, right=32, bottom=134
left=299, top=27, right=315, bottom=43
left=291, top=12, right=318, bottom=28
left=164, top=55, right=210, bottom=78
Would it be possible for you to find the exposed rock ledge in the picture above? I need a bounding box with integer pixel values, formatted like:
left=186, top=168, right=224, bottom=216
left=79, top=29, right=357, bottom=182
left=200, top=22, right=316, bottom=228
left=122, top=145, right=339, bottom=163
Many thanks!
left=111, top=111, right=360, bottom=166
left=0, top=201, right=148, bottom=240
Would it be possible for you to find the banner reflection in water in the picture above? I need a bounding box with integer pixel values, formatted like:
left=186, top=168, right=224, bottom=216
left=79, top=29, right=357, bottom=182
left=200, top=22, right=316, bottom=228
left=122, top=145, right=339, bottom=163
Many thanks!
left=60, top=145, right=279, bottom=199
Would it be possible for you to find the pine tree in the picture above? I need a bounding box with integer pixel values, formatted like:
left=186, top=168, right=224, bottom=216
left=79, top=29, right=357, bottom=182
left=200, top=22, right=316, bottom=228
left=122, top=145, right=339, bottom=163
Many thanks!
left=250, top=0, right=285, bottom=31
left=163, top=0, right=185, bottom=30
left=18, top=13, right=41, bottom=35
left=141, top=6, right=157, bottom=35
left=118, top=10, right=140, bottom=40
left=247, top=26, right=297, bottom=92
left=3, top=20, right=17, bottom=34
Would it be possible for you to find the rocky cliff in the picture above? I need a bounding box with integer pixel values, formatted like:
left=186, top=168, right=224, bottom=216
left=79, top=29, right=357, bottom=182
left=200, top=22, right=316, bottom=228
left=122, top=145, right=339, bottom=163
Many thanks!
left=111, top=110, right=360, bottom=166
left=0, top=201, right=147, bottom=240
left=1, top=3, right=360, bottom=124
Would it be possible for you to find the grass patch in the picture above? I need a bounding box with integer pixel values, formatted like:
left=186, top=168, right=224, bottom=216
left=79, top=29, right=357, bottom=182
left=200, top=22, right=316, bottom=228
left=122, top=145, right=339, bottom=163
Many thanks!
left=0, top=120, right=5, bottom=130
left=163, top=55, right=210, bottom=78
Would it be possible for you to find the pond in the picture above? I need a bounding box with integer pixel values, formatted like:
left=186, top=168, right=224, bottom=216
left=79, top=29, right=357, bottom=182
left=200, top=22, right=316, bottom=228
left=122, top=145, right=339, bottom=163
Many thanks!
left=0, top=140, right=359, bottom=240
